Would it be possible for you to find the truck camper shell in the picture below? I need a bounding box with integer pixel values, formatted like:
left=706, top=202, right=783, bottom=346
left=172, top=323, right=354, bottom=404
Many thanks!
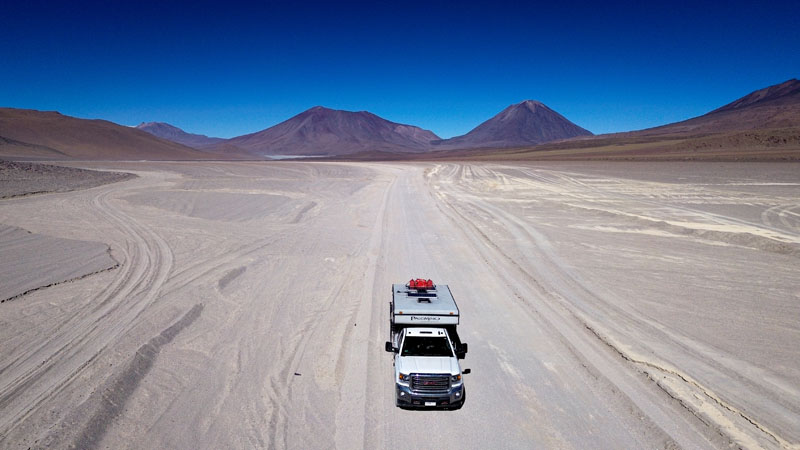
left=389, top=280, right=466, bottom=359
left=391, top=282, right=459, bottom=326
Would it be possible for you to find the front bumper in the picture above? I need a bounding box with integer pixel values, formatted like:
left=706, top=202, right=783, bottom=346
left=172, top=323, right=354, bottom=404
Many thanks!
left=395, top=383, right=464, bottom=407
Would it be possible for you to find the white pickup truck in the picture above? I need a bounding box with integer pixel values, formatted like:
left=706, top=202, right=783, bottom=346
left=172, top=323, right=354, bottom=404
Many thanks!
left=384, top=279, right=470, bottom=409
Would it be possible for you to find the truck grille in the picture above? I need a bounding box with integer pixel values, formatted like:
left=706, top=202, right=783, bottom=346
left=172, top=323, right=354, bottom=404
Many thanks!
left=410, top=374, right=450, bottom=393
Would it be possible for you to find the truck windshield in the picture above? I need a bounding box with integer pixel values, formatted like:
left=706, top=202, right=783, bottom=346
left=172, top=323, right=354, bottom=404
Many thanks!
left=401, top=336, right=454, bottom=357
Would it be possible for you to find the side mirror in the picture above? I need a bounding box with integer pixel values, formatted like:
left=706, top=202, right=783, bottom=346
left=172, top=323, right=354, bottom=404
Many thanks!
left=456, top=343, right=468, bottom=359
left=463, top=368, right=471, bottom=375
left=385, top=342, right=397, bottom=353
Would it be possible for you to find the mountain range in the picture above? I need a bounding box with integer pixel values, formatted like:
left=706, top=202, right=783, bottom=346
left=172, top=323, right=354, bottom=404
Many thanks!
left=448, top=78, right=800, bottom=161
left=135, top=122, right=224, bottom=149
left=1, top=79, right=798, bottom=161
left=132, top=100, right=593, bottom=157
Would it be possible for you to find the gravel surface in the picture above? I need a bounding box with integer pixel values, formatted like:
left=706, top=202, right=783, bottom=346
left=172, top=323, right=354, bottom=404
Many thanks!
left=0, top=160, right=135, bottom=198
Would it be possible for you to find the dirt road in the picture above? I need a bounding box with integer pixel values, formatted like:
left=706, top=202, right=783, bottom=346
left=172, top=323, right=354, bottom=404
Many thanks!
left=0, top=161, right=798, bottom=449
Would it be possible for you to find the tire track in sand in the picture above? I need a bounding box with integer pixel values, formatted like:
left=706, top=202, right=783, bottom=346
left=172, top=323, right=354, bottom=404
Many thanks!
left=426, top=163, right=797, bottom=449
left=0, top=178, right=175, bottom=446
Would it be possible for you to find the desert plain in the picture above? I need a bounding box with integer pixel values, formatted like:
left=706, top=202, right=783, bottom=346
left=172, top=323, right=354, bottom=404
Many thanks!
left=0, top=160, right=798, bottom=449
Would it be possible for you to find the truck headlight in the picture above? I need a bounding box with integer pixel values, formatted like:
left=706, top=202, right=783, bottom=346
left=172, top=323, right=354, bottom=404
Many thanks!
left=399, top=373, right=409, bottom=381
left=451, top=374, right=461, bottom=382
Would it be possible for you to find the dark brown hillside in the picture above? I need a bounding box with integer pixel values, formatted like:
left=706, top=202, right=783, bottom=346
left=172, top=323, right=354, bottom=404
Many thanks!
left=634, top=79, right=800, bottom=136
left=0, top=108, right=238, bottom=160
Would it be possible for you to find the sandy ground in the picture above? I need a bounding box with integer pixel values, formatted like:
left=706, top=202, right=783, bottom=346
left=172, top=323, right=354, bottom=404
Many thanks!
left=0, top=224, right=117, bottom=302
left=0, top=161, right=798, bottom=449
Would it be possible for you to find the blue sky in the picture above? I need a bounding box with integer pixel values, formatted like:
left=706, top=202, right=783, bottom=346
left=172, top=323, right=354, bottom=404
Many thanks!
left=1, top=0, right=798, bottom=138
